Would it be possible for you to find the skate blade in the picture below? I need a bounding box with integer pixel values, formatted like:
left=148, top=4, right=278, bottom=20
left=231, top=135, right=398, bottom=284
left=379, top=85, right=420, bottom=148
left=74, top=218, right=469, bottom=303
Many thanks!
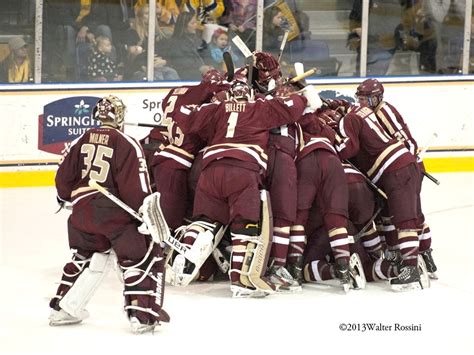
left=391, top=281, right=422, bottom=292
left=230, top=285, right=269, bottom=298
left=275, top=284, right=303, bottom=293
left=343, top=283, right=351, bottom=293
left=49, top=319, right=83, bottom=326
left=428, top=272, right=438, bottom=280
left=131, top=324, right=156, bottom=334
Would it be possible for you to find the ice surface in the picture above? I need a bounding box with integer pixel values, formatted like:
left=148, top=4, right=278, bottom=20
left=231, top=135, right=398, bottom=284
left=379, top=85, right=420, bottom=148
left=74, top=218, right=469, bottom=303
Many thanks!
left=1, top=173, right=473, bottom=355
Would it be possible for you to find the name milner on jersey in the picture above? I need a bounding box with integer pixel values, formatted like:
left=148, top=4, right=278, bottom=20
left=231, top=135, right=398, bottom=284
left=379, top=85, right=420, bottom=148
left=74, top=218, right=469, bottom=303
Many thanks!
left=89, top=133, right=109, bottom=145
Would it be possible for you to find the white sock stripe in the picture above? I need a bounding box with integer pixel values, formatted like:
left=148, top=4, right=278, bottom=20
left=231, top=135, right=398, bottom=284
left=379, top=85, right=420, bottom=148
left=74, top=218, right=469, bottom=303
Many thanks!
left=311, top=260, right=322, bottom=281
left=232, top=255, right=244, bottom=263
left=419, top=233, right=431, bottom=241
left=362, top=237, right=382, bottom=247
left=374, top=258, right=385, bottom=279
left=399, top=240, right=420, bottom=249
left=272, top=236, right=290, bottom=245
left=330, top=238, right=349, bottom=247
left=289, top=235, right=305, bottom=242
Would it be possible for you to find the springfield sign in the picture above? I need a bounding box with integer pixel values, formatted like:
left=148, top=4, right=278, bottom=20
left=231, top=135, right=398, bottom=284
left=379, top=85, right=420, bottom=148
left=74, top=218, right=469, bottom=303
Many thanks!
left=38, top=96, right=101, bottom=155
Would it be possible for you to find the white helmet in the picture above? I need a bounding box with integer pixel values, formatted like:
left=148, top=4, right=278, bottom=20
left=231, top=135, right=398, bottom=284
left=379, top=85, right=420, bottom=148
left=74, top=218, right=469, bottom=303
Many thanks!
left=93, top=95, right=126, bottom=127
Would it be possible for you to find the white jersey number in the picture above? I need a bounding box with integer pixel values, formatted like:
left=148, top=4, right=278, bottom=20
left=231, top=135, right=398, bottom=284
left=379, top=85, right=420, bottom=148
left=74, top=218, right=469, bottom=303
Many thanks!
left=226, top=112, right=239, bottom=138
left=81, top=144, right=114, bottom=183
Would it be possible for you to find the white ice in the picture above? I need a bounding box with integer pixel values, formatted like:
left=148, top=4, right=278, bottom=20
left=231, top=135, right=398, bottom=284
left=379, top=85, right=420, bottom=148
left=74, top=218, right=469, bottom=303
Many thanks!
left=1, top=173, right=473, bottom=355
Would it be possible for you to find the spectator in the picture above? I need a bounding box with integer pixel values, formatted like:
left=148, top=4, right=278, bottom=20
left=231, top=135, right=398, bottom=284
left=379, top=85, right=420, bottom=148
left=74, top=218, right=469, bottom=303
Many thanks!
left=347, top=0, right=397, bottom=76
left=87, top=35, right=122, bottom=81
left=208, top=28, right=239, bottom=70
left=43, top=0, right=113, bottom=82
left=124, top=4, right=179, bottom=81
left=168, top=12, right=210, bottom=80
left=262, top=6, right=287, bottom=56
left=222, top=0, right=257, bottom=50
left=394, top=1, right=437, bottom=73
left=0, top=37, right=32, bottom=83
left=180, top=0, right=225, bottom=25
left=134, top=0, right=180, bottom=30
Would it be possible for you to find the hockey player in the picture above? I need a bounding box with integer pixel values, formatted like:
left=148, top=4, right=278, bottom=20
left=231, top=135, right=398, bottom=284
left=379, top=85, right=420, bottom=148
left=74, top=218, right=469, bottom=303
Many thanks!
left=172, top=79, right=316, bottom=296
left=290, top=107, right=353, bottom=290
left=50, top=95, right=169, bottom=333
left=354, top=78, right=437, bottom=278
left=332, top=92, right=424, bottom=291
left=150, top=69, right=230, bottom=230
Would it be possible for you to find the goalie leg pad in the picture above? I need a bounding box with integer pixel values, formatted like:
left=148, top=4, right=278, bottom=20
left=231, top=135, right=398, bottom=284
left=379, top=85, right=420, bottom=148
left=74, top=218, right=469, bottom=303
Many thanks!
left=58, top=251, right=110, bottom=318
left=166, top=221, right=227, bottom=286
left=140, top=192, right=171, bottom=244
left=121, top=241, right=170, bottom=331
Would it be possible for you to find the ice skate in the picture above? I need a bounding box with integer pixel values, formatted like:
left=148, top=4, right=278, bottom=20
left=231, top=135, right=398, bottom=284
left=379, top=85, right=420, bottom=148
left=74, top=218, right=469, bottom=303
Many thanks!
left=335, top=259, right=351, bottom=293
left=390, top=265, right=422, bottom=291
left=49, top=308, right=89, bottom=326
left=417, top=255, right=431, bottom=289
left=286, top=255, right=304, bottom=285
left=349, top=253, right=366, bottom=289
left=230, top=282, right=270, bottom=298
left=129, top=316, right=156, bottom=334
left=267, top=264, right=302, bottom=292
left=420, top=248, right=438, bottom=279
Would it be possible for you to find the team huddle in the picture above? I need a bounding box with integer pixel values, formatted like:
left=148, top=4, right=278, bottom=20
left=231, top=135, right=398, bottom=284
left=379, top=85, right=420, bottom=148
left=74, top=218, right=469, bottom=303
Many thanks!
left=48, top=51, right=438, bottom=334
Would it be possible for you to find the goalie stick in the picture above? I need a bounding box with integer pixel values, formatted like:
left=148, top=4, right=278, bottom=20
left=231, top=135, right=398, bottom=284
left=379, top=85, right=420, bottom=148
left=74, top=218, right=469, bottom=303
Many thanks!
left=88, top=180, right=172, bottom=246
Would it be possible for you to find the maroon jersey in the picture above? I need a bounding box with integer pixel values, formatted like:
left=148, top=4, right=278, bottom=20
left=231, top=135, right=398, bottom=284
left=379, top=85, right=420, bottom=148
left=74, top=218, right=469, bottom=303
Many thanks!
left=56, top=126, right=151, bottom=211
left=174, top=94, right=308, bottom=171
left=336, top=105, right=416, bottom=183
left=374, top=101, right=418, bottom=156
left=153, top=80, right=230, bottom=169
left=297, top=111, right=338, bottom=161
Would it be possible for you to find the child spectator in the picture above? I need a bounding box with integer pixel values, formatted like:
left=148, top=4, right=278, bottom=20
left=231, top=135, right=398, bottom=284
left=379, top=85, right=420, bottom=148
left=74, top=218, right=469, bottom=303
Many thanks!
left=0, top=37, right=32, bottom=83
left=87, top=36, right=122, bottom=82
left=208, top=28, right=239, bottom=70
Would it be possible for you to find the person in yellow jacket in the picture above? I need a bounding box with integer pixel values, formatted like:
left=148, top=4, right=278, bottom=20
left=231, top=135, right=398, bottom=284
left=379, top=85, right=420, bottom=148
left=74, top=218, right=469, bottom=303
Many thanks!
left=0, top=37, right=32, bottom=83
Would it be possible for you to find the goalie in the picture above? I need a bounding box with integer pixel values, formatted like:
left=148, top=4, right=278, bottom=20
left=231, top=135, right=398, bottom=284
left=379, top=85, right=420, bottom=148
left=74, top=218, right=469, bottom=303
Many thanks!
left=49, top=95, right=169, bottom=334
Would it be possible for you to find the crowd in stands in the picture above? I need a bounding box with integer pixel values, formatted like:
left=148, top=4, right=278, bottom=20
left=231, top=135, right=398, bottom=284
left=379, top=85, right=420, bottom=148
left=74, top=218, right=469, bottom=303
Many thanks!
left=0, top=0, right=472, bottom=83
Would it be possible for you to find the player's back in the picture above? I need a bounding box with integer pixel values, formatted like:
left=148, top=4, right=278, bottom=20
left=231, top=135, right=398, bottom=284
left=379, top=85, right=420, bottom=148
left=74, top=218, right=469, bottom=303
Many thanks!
left=56, top=126, right=150, bottom=210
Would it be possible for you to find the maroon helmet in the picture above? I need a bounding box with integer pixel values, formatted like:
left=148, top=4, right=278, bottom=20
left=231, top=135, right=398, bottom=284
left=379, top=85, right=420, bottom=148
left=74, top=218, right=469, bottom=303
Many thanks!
left=254, top=51, right=281, bottom=85
left=202, top=68, right=225, bottom=83
left=355, top=78, right=384, bottom=108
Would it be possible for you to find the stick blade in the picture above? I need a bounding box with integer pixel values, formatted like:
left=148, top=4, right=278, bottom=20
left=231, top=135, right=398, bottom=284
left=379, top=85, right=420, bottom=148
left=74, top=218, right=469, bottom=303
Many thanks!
left=223, top=51, right=234, bottom=81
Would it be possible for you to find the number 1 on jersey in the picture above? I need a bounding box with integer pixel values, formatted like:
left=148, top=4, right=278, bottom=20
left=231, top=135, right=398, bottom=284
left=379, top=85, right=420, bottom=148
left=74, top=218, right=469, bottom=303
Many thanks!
left=226, top=112, right=239, bottom=138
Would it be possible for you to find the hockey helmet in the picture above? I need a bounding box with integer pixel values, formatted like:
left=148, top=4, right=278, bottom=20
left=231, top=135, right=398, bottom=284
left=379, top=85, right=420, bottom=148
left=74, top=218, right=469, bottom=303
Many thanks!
left=229, top=80, right=252, bottom=100
left=355, top=78, right=384, bottom=108
left=93, top=95, right=126, bottom=128
left=202, top=68, right=225, bottom=83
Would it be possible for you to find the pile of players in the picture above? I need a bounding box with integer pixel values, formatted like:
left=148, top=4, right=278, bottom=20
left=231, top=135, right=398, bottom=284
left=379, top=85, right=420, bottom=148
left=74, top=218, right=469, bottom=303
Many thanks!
left=145, top=51, right=438, bottom=297
left=47, top=50, right=438, bottom=334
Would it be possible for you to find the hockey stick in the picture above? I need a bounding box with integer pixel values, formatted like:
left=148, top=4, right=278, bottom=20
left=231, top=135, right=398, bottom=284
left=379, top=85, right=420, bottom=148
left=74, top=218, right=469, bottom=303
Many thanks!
left=352, top=204, right=383, bottom=243
left=223, top=51, right=234, bottom=81
left=277, top=30, right=289, bottom=63
left=124, top=122, right=166, bottom=128
left=343, top=160, right=388, bottom=200
left=417, top=132, right=438, bottom=159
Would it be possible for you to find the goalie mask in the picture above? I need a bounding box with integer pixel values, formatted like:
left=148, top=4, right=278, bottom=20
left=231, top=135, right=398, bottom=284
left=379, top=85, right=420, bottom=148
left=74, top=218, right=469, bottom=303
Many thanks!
left=93, top=95, right=126, bottom=128
left=229, top=80, right=252, bottom=101
left=355, top=78, right=384, bottom=108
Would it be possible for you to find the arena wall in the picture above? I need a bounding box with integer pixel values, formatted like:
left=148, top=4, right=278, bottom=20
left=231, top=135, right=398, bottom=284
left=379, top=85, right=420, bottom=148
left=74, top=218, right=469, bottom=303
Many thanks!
left=1, top=79, right=473, bottom=187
